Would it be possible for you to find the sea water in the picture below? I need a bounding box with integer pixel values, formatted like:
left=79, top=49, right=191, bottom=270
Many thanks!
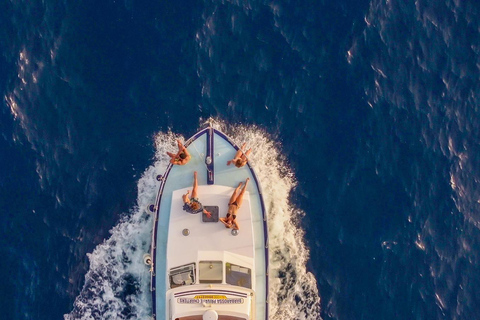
left=2, top=0, right=480, bottom=319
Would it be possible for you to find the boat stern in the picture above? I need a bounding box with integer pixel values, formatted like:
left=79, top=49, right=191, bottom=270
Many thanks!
left=167, top=284, right=254, bottom=320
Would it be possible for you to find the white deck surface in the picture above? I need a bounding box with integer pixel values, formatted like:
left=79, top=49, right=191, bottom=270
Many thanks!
left=166, top=185, right=254, bottom=270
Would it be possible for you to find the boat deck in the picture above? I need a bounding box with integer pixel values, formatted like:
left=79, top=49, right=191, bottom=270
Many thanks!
left=167, top=186, right=254, bottom=270
left=152, top=128, right=268, bottom=320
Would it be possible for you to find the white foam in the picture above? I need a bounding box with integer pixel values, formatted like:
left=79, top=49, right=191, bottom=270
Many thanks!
left=220, top=122, right=321, bottom=319
left=63, top=132, right=179, bottom=320
left=65, top=124, right=320, bottom=319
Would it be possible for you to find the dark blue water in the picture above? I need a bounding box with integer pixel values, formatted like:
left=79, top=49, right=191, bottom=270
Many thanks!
left=2, top=0, right=480, bottom=319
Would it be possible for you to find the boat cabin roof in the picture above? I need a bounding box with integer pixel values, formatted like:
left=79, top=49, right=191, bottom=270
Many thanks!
left=167, top=185, right=254, bottom=271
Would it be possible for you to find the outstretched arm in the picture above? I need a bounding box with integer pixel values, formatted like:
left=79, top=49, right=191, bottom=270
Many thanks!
left=219, top=217, right=232, bottom=228
left=227, top=157, right=241, bottom=166
left=203, top=208, right=212, bottom=218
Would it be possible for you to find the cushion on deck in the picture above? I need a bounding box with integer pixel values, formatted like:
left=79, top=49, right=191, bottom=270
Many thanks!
left=202, top=206, right=219, bottom=222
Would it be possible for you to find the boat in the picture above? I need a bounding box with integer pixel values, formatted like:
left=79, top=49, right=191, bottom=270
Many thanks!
left=149, top=126, right=269, bottom=320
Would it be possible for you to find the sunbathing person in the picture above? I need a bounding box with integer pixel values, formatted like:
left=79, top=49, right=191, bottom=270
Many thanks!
left=167, top=139, right=191, bottom=165
left=182, top=171, right=211, bottom=218
left=227, top=143, right=252, bottom=168
left=220, top=178, right=250, bottom=230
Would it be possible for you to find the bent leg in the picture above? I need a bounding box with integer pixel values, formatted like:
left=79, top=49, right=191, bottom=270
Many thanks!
left=240, top=148, right=252, bottom=162
left=234, top=149, right=243, bottom=159
left=191, top=171, right=198, bottom=199
left=229, top=182, right=243, bottom=204
left=177, top=139, right=184, bottom=152
left=235, top=178, right=250, bottom=208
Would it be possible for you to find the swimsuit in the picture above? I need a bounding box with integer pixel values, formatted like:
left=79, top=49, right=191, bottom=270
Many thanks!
left=227, top=201, right=239, bottom=219
left=226, top=213, right=237, bottom=220
left=183, top=198, right=203, bottom=214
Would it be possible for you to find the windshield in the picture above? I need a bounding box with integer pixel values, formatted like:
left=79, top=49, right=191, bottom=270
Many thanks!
left=225, top=263, right=251, bottom=289
left=169, top=263, right=195, bottom=288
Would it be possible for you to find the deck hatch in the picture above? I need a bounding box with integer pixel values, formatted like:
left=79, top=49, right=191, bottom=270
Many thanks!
left=199, top=261, right=223, bottom=283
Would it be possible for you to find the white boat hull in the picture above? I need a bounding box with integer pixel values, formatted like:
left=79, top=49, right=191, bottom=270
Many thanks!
left=150, top=127, right=269, bottom=320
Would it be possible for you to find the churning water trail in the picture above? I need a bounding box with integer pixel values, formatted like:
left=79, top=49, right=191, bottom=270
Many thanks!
left=65, top=123, right=320, bottom=319
left=222, top=123, right=321, bottom=320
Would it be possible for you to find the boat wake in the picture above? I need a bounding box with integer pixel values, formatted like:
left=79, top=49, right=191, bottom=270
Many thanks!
left=64, top=124, right=320, bottom=319
left=221, top=123, right=321, bottom=320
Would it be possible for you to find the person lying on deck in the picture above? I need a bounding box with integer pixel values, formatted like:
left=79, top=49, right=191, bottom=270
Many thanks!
left=182, top=171, right=211, bottom=218
left=220, top=178, right=250, bottom=230
left=227, top=143, right=252, bottom=168
left=167, top=139, right=191, bottom=165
